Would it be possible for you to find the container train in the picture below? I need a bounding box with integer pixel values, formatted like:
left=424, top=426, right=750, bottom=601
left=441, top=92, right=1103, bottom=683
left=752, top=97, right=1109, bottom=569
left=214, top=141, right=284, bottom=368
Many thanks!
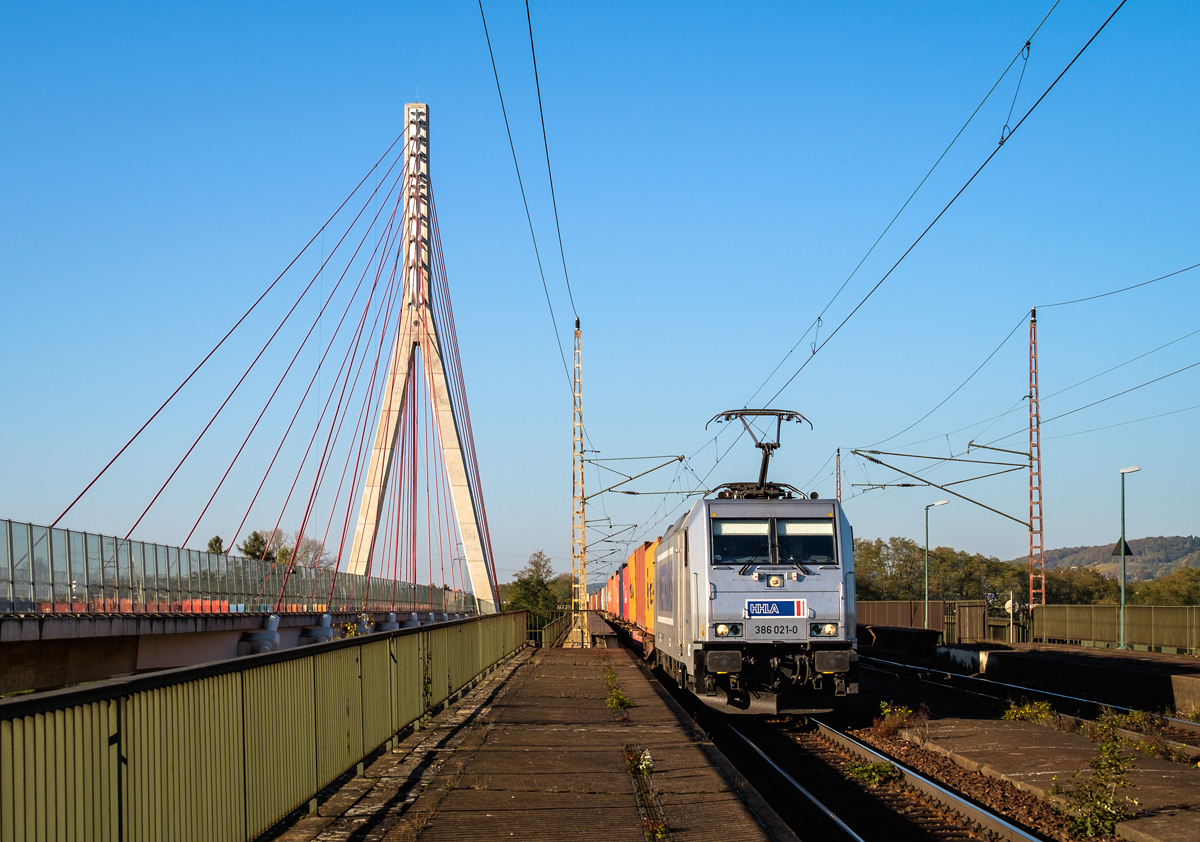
left=590, top=410, right=858, bottom=714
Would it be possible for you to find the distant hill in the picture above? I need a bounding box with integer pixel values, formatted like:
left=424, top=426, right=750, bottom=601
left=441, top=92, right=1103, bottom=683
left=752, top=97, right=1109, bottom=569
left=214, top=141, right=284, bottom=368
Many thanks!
left=1007, top=536, right=1200, bottom=581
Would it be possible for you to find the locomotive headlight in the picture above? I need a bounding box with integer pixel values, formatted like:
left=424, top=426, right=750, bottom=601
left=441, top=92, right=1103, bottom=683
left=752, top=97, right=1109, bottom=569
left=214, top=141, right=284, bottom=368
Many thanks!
left=714, top=623, right=743, bottom=637
left=767, top=575, right=784, bottom=588
left=809, top=622, right=839, bottom=637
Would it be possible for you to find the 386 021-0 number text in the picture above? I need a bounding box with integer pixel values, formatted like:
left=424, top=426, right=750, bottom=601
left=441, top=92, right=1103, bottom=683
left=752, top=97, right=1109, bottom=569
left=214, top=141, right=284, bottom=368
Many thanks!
left=753, top=624, right=799, bottom=636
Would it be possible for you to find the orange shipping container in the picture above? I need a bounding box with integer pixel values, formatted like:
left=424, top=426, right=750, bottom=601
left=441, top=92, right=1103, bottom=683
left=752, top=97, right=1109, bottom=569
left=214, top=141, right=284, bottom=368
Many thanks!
left=631, top=544, right=645, bottom=629
left=644, top=538, right=659, bottom=635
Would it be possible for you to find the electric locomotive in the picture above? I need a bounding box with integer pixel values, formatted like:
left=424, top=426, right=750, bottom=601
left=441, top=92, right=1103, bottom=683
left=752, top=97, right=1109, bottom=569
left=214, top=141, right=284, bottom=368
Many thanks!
left=647, top=410, right=858, bottom=713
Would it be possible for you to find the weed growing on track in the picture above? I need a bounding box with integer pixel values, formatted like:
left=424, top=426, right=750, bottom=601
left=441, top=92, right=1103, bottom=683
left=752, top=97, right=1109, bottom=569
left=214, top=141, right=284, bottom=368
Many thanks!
left=873, top=701, right=929, bottom=741
left=626, top=748, right=654, bottom=776
left=624, top=744, right=671, bottom=841
left=843, top=760, right=898, bottom=787
left=603, top=662, right=632, bottom=718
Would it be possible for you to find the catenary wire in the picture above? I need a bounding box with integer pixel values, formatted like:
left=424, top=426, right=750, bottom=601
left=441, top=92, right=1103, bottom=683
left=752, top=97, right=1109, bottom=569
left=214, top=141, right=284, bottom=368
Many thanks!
left=1039, top=260, right=1200, bottom=308
left=984, top=358, right=1200, bottom=445
left=865, top=310, right=1029, bottom=448
left=525, top=0, right=578, bottom=320
left=478, top=0, right=573, bottom=392
left=880, top=322, right=1200, bottom=454
left=744, top=0, right=1062, bottom=406
left=765, top=0, right=1127, bottom=408
left=1045, top=403, right=1200, bottom=440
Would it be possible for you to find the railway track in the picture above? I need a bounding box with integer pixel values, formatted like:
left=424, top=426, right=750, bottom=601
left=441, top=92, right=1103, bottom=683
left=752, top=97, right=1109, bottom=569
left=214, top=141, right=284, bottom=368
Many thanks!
left=708, top=714, right=1042, bottom=842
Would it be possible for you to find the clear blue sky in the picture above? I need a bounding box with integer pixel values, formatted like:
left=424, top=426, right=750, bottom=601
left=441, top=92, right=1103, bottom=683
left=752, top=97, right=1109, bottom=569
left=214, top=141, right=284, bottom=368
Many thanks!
left=2, top=1, right=1197, bottom=587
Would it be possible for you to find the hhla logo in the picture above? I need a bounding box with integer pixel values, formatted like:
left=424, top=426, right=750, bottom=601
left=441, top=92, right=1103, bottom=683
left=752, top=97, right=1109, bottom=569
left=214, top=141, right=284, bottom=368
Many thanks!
left=745, top=600, right=806, bottom=617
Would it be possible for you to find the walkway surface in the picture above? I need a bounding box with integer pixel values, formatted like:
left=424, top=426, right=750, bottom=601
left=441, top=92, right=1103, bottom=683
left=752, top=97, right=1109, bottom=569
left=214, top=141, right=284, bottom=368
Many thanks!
left=904, top=718, right=1200, bottom=842
left=266, top=642, right=787, bottom=842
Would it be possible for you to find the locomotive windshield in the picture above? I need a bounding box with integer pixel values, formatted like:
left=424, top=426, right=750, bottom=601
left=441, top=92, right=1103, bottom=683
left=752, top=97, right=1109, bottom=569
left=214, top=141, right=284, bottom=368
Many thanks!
left=711, top=517, right=837, bottom=566
left=711, top=519, right=770, bottom=564
left=777, top=519, right=836, bottom=565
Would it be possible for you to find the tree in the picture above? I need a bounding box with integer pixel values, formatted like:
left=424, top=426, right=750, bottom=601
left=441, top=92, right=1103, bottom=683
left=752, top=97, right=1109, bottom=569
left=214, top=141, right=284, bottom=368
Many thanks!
left=238, top=531, right=276, bottom=563
left=1046, top=567, right=1120, bottom=605
left=853, top=537, right=924, bottom=600
left=504, top=551, right=559, bottom=612
left=929, top=547, right=1019, bottom=602
left=286, top=532, right=334, bottom=570
left=1132, top=567, right=1200, bottom=605
left=206, top=535, right=225, bottom=555
left=855, top=537, right=1019, bottom=604
left=520, top=551, right=554, bottom=582
left=549, top=572, right=573, bottom=608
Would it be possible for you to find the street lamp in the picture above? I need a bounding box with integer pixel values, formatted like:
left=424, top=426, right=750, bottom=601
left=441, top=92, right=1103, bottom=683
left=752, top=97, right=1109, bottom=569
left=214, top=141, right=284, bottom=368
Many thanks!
left=1117, top=465, right=1140, bottom=649
left=925, top=500, right=949, bottom=629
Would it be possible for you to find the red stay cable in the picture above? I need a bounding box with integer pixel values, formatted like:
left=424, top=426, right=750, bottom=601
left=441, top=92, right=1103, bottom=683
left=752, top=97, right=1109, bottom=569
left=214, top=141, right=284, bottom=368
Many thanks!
left=320, top=239, right=408, bottom=606
left=183, top=156, right=410, bottom=548
left=286, top=235, right=407, bottom=609
left=261, top=220, right=406, bottom=601
left=234, top=179, right=407, bottom=559
left=127, top=148, right=411, bottom=541
left=53, top=132, right=405, bottom=529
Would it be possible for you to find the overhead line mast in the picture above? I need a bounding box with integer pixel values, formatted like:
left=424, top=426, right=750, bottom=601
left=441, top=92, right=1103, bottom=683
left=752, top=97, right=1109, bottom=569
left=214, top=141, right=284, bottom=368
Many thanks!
left=1029, top=308, right=1045, bottom=607
left=836, top=448, right=842, bottom=501
left=569, top=319, right=589, bottom=647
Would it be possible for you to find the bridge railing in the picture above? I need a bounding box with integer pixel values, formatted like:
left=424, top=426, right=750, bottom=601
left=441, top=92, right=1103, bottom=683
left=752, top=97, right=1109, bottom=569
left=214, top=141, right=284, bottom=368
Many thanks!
left=0, top=518, right=494, bottom=615
left=1034, top=604, right=1200, bottom=654
left=0, top=611, right=526, bottom=842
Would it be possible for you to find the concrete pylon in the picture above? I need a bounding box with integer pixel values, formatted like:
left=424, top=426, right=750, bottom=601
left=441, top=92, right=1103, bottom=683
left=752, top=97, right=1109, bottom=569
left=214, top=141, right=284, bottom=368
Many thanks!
left=347, top=103, right=499, bottom=611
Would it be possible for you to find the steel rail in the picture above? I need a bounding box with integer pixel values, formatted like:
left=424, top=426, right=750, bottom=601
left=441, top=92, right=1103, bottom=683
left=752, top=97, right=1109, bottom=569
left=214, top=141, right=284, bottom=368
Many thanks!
left=720, top=721, right=866, bottom=842
left=860, top=654, right=1200, bottom=735
left=810, top=719, right=1044, bottom=842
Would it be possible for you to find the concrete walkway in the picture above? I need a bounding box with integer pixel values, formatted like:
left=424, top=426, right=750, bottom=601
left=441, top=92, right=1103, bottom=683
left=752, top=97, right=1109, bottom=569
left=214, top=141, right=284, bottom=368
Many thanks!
left=265, top=643, right=788, bottom=842
left=411, top=647, right=779, bottom=842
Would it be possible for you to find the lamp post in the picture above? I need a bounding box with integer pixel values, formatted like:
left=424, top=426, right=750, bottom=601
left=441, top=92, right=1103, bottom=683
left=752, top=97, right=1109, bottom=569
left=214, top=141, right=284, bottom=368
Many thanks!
left=1118, top=465, right=1140, bottom=649
left=925, top=500, right=949, bottom=629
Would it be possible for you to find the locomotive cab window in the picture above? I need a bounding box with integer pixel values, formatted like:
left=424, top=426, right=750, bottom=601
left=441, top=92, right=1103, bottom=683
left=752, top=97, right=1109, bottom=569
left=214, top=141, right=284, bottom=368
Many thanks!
left=777, top=519, right=837, bottom=566
left=711, top=519, right=769, bottom=564
left=711, top=517, right=838, bottom=566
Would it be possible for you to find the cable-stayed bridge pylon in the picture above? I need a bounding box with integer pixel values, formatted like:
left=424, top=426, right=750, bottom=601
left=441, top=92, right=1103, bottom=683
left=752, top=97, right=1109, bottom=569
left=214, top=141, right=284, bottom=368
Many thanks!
left=346, top=103, right=500, bottom=611
left=37, top=102, right=499, bottom=618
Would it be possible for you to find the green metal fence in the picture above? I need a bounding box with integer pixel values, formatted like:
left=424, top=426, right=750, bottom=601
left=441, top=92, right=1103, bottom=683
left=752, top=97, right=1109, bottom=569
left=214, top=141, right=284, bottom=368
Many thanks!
left=538, top=613, right=572, bottom=648
left=522, top=609, right=568, bottom=647
left=860, top=601, right=1200, bottom=651
left=1034, top=604, right=1200, bottom=654
left=0, top=612, right=526, bottom=842
left=856, top=600, right=990, bottom=644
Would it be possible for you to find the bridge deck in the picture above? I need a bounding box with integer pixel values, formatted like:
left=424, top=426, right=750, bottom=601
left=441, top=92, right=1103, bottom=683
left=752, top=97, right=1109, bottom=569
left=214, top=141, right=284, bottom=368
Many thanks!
left=267, top=641, right=784, bottom=841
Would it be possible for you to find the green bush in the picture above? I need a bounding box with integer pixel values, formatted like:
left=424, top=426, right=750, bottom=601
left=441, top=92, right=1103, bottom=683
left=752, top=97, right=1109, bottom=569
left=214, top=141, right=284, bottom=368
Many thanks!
left=1060, top=736, right=1138, bottom=838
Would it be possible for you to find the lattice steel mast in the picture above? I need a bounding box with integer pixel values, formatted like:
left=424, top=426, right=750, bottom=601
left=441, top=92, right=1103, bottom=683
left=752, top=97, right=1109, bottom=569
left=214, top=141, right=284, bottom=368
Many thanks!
left=836, top=448, right=842, bottom=501
left=569, top=319, right=589, bottom=647
left=1028, top=308, right=1045, bottom=607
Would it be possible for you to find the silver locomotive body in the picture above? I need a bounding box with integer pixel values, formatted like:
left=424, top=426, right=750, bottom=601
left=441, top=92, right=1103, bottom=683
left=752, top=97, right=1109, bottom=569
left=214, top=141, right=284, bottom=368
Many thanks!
left=653, top=494, right=858, bottom=713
